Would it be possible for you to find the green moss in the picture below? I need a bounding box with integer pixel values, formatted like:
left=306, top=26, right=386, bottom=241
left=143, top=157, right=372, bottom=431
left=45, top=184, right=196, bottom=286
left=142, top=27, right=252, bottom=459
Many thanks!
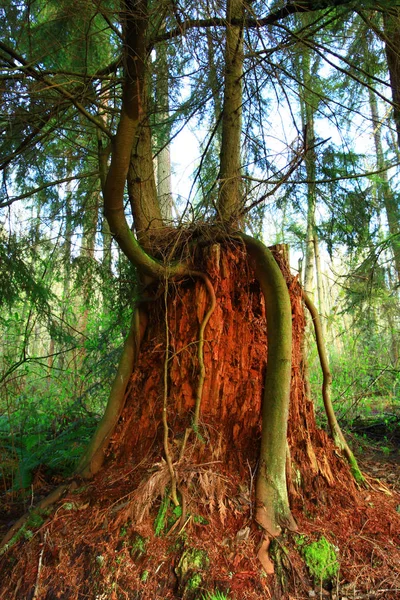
left=176, top=547, right=210, bottom=597
left=166, top=504, right=182, bottom=530
left=187, top=572, right=202, bottom=590
left=177, top=547, right=209, bottom=576
left=269, top=538, right=290, bottom=590
left=349, top=456, right=365, bottom=483
left=26, top=511, right=44, bottom=529
left=193, top=514, right=209, bottom=525
left=140, top=570, right=149, bottom=583
left=119, top=522, right=129, bottom=537
left=296, top=535, right=339, bottom=583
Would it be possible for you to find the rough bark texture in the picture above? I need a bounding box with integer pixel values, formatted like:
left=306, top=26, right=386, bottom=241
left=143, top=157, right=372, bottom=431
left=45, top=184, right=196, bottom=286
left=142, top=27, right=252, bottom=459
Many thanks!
left=384, top=8, right=400, bottom=148
left=92, top=242, right=356, bottom=508
left=110, top=243, right=266, bottom=468
left=218, top=0, right=244, bottom=222
left=369, top=83, right=400, bottom=285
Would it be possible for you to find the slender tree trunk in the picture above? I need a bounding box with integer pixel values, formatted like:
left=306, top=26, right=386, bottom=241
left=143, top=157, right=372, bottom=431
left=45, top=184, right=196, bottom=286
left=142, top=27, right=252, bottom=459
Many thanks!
left=218, top=0, right=244, bottom=223
left=298, top=36, right=319, bottom=300
left=59, top=179, right=73, bottom=372
left=369, top=85, right=400, bottom=284
left=207, top=28, right=223, bottom=148
left=155, top=40, right=173, bottom=222
left=313, top=233, right=326, bottom=336
left=384, top=8, right=400, bottom=147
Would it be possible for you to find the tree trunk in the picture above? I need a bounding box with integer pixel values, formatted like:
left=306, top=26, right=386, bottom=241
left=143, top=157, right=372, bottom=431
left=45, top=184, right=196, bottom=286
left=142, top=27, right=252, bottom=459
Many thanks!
left=384, top=8, right=400, bottom=148
left=297, top=20, right=319, bottom=301
left=369, top=84, right=400, bottom=285
left=218, top=0, right=244, bottom=222
left=154, top=40, right=173, bottom=222
left=83, top=241, right=355, bottom=517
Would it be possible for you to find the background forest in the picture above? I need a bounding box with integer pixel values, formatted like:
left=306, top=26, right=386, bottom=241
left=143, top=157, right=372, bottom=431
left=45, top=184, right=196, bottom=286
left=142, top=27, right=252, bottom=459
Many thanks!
left=0, top=1, right=399, bottom=596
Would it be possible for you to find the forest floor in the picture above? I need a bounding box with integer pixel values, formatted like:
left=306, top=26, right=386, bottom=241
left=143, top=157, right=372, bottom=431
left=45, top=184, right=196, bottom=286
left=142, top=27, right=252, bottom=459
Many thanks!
left=0, top=423, right=399, bottom=600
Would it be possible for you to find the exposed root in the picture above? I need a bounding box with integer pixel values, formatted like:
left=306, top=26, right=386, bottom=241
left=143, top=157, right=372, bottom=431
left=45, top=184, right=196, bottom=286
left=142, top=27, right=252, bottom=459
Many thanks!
left=162, top=279, right=179, bottom=506
left=302, top=290, right=365, bottom=483
left=240, top=234, right=297, bottom=537
left=76, top=307, right=147, bottom=478
left=192, top=273, right=217, bottom=429
left=180, top=272, right=216, bottom=459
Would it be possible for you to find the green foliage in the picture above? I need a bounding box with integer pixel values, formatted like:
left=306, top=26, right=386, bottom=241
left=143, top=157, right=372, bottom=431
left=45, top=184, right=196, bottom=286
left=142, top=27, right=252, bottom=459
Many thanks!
left=179, top=547, right=209, bottom=571
left=202, top=592, right=230, bottom=600
left=0, top=233, right=53, bottom=312
left=140, top=570, right=149, bottom=583
left=154, top=492, right=171, bottom=537
left=187, top=572, right=202, bottom=591
left=0, top=411, right=98, bottom=490
left=296, top=535, right=339, bottom=583
left=130, top=533, right=148, bottom=561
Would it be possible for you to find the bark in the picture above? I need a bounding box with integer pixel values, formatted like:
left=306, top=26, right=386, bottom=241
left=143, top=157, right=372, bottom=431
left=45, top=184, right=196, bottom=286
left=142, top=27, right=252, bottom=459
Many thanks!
left=102, top=0, right=186, bottom=278
left=218, top=0, right=244, bottom=223
left=127, top=116, right=163, bottom=246
left=207, top=28, right=223, bottom=149
left=384, top=8, right=400, bottom=148
left=368, top=84, right=400, bottom=285
left=155, top=40, right=173, bottom=222
left=76, top=308, right=147, bottom=478
left=313, top=234, right=324, bottom=314
left=241, top=236, right=297, bottom=536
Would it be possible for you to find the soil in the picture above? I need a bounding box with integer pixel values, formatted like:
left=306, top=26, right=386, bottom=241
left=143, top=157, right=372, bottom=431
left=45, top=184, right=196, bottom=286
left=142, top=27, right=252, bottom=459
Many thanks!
left=0, top=439, right=399, bottom=600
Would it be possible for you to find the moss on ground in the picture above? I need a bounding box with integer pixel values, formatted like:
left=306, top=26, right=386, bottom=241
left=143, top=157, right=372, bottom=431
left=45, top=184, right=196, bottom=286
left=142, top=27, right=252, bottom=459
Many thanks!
left=296, top=535, right=339, bottom=583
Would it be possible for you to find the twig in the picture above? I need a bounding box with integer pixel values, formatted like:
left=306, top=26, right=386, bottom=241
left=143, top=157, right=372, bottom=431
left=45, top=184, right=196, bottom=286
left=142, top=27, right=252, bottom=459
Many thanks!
left=193, top=274, right=216, bottom=429
left=32, top=531, right=47, bottom=600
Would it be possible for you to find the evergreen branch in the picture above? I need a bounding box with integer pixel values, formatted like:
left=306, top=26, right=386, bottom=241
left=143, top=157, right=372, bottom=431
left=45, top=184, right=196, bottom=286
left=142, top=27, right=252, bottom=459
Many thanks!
left=0, top=171, right=99, bottom=208
left=152, top=1, right=385, bottom=45
left=0, top=41, right=112, bottom=138
left=0, top=110, right=67, bottom=172
left=243, top=160, right=400, bottom=186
